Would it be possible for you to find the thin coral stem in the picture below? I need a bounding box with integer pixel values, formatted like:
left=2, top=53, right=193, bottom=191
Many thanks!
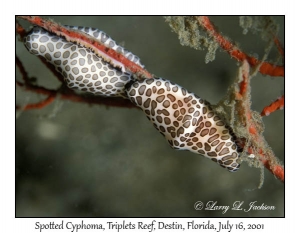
left=16, top=56, right=30, bottom=84
left=16, top=94, right=56, bottom=110
left=261, top=95, right=284, bottom=116
left=196, top=16, right=284, bottom=77
left=239, top=61, right=250, bottom=96
left=17, top=16, right=153, bottom=80
left=16, top=22, right=27, bottom=39
left=273, top=35, right=284, bottom=58
left=17, top=79, right=137, bottom=109
left=38, top=56, right=64, bottom=83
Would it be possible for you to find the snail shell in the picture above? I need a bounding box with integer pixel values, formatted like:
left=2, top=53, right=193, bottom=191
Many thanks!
left=126, top=77, right=240, bottom=171
left=23, top=26, right=144, bottom=98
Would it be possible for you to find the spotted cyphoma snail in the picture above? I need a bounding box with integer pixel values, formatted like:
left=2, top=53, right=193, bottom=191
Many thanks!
left=24, top=26, right=140, bottom=98
left=126, top=78, right=240, bottom=171
left=24, top=25, right=241, bottom=172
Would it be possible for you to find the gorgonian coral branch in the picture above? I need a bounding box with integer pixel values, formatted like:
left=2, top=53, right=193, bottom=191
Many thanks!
left=18, top=16, right=153, bottom=80
left=261, top=95, right=284, bottom=116
left=228, top=60, right=284, bottom=182
left=196, top=16, right=284, bottom=77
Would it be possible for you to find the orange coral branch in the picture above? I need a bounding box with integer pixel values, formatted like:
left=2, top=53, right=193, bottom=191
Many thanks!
left=196, top=16, right=284, bottom=77
left=17, top=79, right=137, bottom=110
left=261, top=154, right=284, bottom=182
left=17, top=16, right=153, bottom=80
left=261, top=95, right=284, bottom=116
left=232, top=60, right=284, bottom=182
left=16, top=94, right=56, bottom=110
